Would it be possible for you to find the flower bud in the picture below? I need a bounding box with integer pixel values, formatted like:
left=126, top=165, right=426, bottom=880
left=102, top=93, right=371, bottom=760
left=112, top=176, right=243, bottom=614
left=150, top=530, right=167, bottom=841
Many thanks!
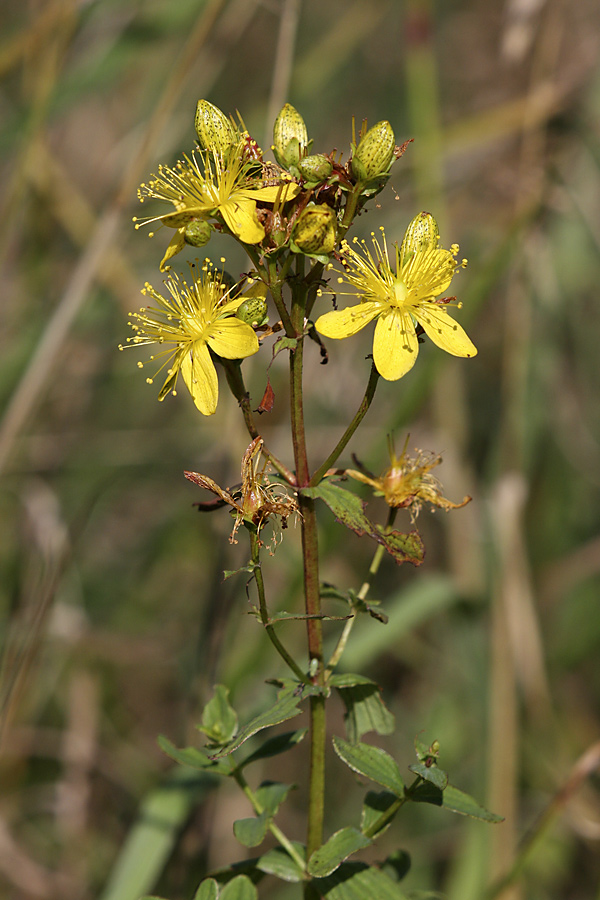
left=351, top=120, right=395, bottom=182
left=195, top=99, right=235, bottom=157
left=291, top=204, right=337, bottom=256
left=184, top=218, right=212, bottom=248
left=400, top=211, right=440, bottom=258
left=273, top=103, right=308, bottom=169
left=236, top=283, right=268, bottom=327
left=297, top=154, right=333, bottom=183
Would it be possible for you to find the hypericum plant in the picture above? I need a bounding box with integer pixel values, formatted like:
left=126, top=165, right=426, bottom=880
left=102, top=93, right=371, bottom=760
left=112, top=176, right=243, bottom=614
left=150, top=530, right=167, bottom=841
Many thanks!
left=124, top=99, right=499, bottom=900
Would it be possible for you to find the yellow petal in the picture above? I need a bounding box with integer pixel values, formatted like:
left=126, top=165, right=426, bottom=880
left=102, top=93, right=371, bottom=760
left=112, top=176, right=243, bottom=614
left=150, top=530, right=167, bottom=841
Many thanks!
left=220, top=197, right=265, bottom=243
left=181, top=341, right=218, bottom=415
left=159, top=228, right=186, bottom=272
left=244, top=182, right=300, bottom=204
left=315, top=301, right=382, bottom=339
left=207, top=319, right=259, bottom=360
left=413, top=304, right=477, bottom=358
left=372, top=310, right=419, bottom=380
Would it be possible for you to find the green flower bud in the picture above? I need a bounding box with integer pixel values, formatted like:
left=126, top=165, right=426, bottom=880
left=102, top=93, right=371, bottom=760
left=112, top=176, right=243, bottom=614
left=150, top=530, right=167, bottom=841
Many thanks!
left=351, top=120, right=395, bottom=182
left=400, top=211, right=440, bottom=258
left=195, top=99, right=235, bottom=157
left=184, top=218, right=212, bottom=248
left=273, top=103, right=308, bottom=169
left=236, top=283, right=268, bottom=327
left=291, top=204, right=337, bottom=256
left=297, top=154, right=333, bottom=183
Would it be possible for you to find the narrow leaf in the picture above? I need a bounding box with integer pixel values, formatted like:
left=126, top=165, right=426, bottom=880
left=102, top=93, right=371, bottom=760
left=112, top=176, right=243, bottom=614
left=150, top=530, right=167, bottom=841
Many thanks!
left=302, top=482, right=424, bottom=566
left=333, top=737, right=404, bottom=797
left=210, top=687, right=303, bottom=758
left=157, top=736, right=230, bottom=776
left=408, top=763, right=448, bottom=790
left=257, top=845, right=305, bottom=883
left=233, top=813, right=269, bottom=848
left=239, top=729, right=307, bottom=769
left=308, top=828, right=371, bottom=877
left=313, top=861, right=409, bottom=900
left=410, top=782, right=504, bottom=822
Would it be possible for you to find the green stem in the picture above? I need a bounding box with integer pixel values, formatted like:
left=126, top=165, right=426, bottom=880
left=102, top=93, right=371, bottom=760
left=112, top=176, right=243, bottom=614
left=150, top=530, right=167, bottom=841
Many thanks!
left=288, top=263, right=326, bottom=863
left=231, top=766, right=307, bottom=874
left=268, top=259, right=294, bottom=335
left=340, top=185, right=363, bottom=236
left=221, top=359, right=296, bottom=484
left=361, top=775, right=421, bottom=840
left=250, top=530, right=307, bottom=683
left=310, top=363, right=380, bottom=486
left=324, top=507, right=397, bottom=680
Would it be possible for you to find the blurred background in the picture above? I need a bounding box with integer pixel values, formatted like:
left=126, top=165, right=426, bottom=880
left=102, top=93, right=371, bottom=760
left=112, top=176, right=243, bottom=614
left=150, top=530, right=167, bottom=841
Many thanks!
left=1, top=1, right=600, bottom=898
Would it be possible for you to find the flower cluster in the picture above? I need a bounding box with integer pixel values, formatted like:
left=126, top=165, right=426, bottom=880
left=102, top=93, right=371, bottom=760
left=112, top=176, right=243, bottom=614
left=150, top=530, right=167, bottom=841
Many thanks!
left=127, top=100, right=477, bottom=415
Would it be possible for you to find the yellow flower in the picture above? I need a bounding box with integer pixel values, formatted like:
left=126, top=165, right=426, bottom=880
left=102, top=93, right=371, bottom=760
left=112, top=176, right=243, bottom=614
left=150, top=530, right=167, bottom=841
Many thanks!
left=121, top=261, right=259, bottom=416
left=315, top=215, right=477, bottom=380
left=185, top=438, right=299, bottom=544
left=134, top=138, right=299, bottom=267
left=346, top=437, right=470, bottom=521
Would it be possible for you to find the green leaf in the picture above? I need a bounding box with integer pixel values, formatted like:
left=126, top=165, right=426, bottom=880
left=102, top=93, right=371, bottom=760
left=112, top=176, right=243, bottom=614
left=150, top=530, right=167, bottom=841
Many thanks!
left=223, top=564, right=257, bottom=581
left=193, top=879, right=219, bottom=900
left=197, top=685, right=238, bottom=745
left=360, top=790, right=398, bottom=837
left=379, top=851, right=411, bottom=883
left=233, top=813, right=269, bottom=848
left=219, top=875, right=258, bottom=900
left=312, top=861, right=409, bottom=900
left=301, top=482, right=424, bottom=566
left=256, top=845, right=306, bottom=882
left=308, top=828, right=371, bottom=877
left=157, top=736, right=231, bottom=776
left=410, top=782, right=504, bottom=822
left=333, top=737, right=404, bottom=796
left=239, top=729, right=307, bottom=769
left=330, top=675, right=395, bottom=741
left=273, top=336, right=298, bottom=357
left=210, top=687, right=304, bottom=758
left=255, top=781, right=293, bottom=816
left=408, top=762, right=448, bottom=790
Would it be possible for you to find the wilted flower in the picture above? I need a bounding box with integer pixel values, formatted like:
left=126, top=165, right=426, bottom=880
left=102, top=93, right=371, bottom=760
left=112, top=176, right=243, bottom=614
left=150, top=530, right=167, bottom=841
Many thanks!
left=120, top=261, right=259, bottom=416
left=185, top=438, right=299, bottom=544
left=346, top=437, right=471, bottom=521
left=315, top=214, right=477, bottom=380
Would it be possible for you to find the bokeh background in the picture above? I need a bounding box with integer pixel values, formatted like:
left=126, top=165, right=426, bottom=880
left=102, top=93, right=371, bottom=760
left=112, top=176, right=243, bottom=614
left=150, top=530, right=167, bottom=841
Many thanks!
left=1, top=1, right=600, bottom=899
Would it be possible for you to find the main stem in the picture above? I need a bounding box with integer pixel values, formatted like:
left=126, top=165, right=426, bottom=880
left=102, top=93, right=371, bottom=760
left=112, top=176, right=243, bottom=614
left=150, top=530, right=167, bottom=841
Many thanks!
left=288, top=268, right=326, bottom=865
